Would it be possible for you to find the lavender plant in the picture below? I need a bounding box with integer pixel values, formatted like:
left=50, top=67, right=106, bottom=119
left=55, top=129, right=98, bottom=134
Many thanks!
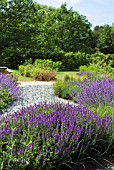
left=76, top=72, right=93, bottom=77
left=0, top=103, right=113, bottom=169
left=77, top=78, right=114, bottom=108
left=0, top=73, right=21, bottom=113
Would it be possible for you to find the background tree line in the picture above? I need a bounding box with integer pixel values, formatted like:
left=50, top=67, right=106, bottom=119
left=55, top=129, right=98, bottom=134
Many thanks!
left=0, top=0, right=114, bottom=69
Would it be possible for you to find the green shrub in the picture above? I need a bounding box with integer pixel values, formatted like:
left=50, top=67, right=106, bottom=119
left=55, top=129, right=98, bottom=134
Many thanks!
left=24, top=65, right=33, bottom=77
left=53, top=80, right=66, bottom=97
left=32, top=68, right=42, bottom=79
left=63, top=74, right=83, bottom=82
left=60, top=85, right=74, bottom=99
left=79, top=65, right=88, bottom=72
left=87, top=64, right=98, bottom=72
left=33, top=69, right=56, bottom=81
left=79, top=64, right=98, bottom=72
left=91, top=52, right=114, bottom=74
left=61, top=52, right=91, bottom=71
left=40, top=70, right=56, bottom=81
left=34, top=59, right=62, bottom=71
left=19, top=65, right=25, bottom=75
left=63, top=74, right=72, bottom=82
left=24, top=58, right=33, bottom=65
left=0, top=89, right=9, bottom=113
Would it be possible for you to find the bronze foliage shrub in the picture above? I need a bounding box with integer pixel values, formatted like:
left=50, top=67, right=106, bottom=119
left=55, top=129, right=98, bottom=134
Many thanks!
left=34, top=70, right=56, bottom=81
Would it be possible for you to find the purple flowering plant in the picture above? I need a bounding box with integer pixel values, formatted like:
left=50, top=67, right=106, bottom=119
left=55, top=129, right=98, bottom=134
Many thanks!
left=76, top=72, right=93, bottom=78
left=69, top=78, right=114, bottom=109
left=0, top=73, right=21, bottom=113
left=77, top=78, right=114, bottom=108
left=0, top=103, right=113, bottom=169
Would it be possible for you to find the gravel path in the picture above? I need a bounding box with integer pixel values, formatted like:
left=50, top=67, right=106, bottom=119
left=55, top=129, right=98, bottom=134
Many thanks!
left=3, top=82, right=76, bottom=116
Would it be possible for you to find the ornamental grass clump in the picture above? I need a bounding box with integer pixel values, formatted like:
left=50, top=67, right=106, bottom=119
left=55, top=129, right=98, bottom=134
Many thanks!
left=0, top=73, right=21, bottom=113
left=0, top=103, right=113, bottom=169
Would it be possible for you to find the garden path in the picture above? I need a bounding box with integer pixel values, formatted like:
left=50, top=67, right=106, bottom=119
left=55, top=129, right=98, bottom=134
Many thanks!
left=18, top=81, right=55, bottom=86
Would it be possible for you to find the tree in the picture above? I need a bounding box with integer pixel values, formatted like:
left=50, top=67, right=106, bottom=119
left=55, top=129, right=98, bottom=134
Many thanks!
left=0, top=0, right=37, bottom=68
left=97, top=25, right=113, bottom=54
left=34, top=3, right=94, bottom=57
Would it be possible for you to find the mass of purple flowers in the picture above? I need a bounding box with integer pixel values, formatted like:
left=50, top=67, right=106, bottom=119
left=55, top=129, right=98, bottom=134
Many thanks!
left=0, top=72, right=114, bottom=169
left=70, top=78, right=114, bottom=108
left=0, top=73, right=21, bottom=100
left=0, top=103, right=113, bottom=169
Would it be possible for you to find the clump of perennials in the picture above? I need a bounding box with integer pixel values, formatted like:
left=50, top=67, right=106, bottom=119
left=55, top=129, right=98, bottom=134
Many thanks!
left=69, top=78, right=114, bottom=108
left=0, top=73, right=21, bottom=113
left=0, top=102, right=113, bottom=170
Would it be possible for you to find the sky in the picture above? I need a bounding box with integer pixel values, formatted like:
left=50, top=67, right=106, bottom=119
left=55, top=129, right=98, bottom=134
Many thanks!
left=33, top=0, right=114, bottom=29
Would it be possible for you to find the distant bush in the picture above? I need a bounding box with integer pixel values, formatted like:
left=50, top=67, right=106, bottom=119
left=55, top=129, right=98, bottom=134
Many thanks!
left=18, top=52, right=114, bottom=72
left=61, top=52, right=91, bottom=71
left=60, top=52, right=114, bottom=71
left=24, top=64, right=33, bottom=77
left=18, top=59, right=58, bottom=81
left=33, top=69, right=56, bottom=81
left=19, top=65, right=25, bottom=75
left=91, top=52, right=114, bottom=74
left=34, top=59, right=62, bottom=71
left=79, top=64, right=98, bottom=72
left=79, top=65, right=88, bottom=72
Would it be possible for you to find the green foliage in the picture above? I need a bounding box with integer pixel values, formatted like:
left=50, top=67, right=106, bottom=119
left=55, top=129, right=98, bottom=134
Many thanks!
left=87, top=64, right=98, bottom=72
left=32, top=68, right=42, bottom=78
left=19, top=65, right=25, bottom=75
left=34, top=59, right=62, bottom=71
left=12, top=69, right=33, bottom=82
left=0, top=0, right=37, bottom=68
left=97, top=25, right=114, bottom=54
left=89, top=104, right=114, bottom=118
left=1, top=0, right=114, bottom=70
left=54, top=74, right=80, bottom=99
left=63, top=74, right=70, bottom=82
left=79, top=64, right=98, bottom=72
left=54, top=74, right=86, bottom=99
left=0, top=1, right=94, bottom=68
left=19, top=61, right=57, bottom=81
left=0, top=89, right=9, bottom=113
left=24, top=65, right=33, bottom=77
left=61, top=52, right=91, bottom=71
left=79, top=65, right=88, bottom=72
left=91, top=52, right=114, bottom=73
left=53, top=80, right=66, bottom=97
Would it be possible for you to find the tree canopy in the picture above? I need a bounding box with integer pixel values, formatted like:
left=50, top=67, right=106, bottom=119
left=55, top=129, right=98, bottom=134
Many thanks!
left=0, top=1, right=114, bottom=68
